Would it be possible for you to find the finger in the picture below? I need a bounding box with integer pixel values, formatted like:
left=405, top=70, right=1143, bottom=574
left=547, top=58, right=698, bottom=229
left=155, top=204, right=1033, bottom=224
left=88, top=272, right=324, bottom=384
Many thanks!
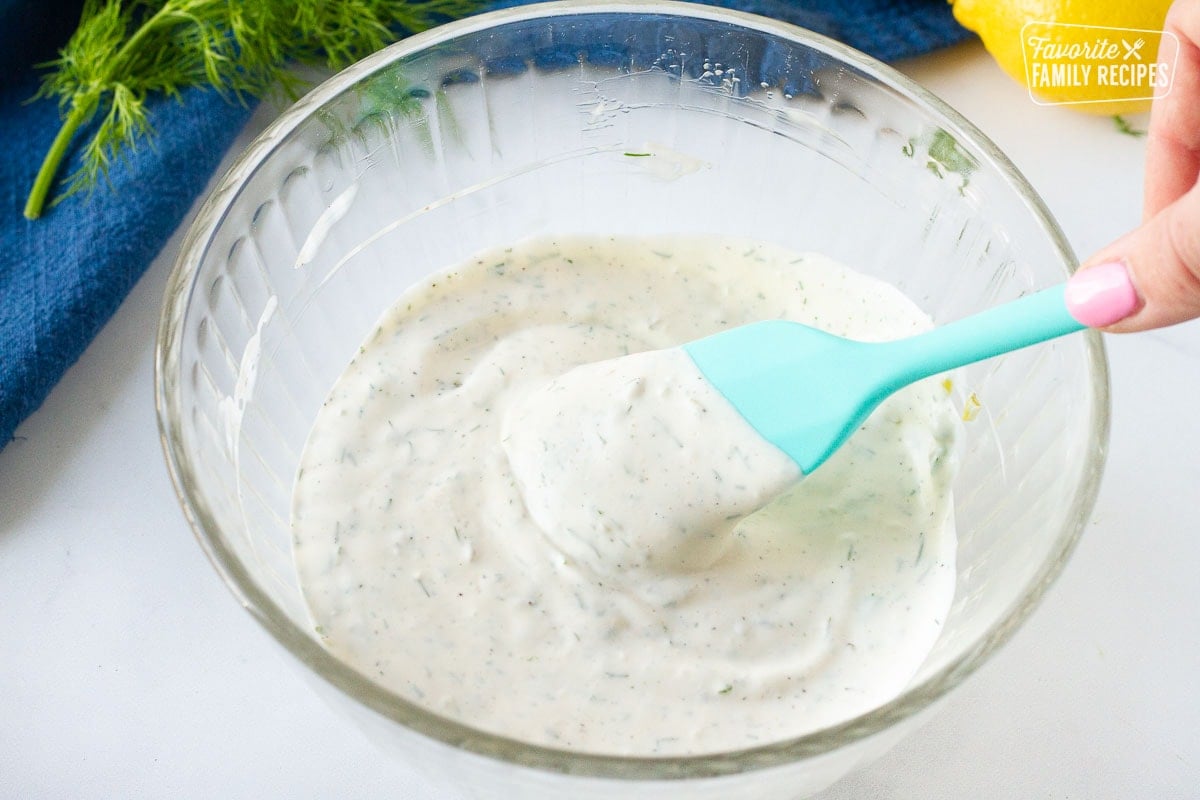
left=1144, top=1, right=1200, bottom=219
left=1068, top=180, right=1200, bottom=332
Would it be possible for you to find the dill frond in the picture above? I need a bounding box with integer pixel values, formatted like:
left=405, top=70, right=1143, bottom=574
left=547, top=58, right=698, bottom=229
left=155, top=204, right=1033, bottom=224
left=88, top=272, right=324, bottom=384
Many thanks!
left=1112, top=114, right=1147, bottom=138
left=24, top=0, right=482, bottom=219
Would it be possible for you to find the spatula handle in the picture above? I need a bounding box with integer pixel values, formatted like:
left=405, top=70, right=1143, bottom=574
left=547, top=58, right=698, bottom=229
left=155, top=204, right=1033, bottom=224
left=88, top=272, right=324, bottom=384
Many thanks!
left=880, top=283, right=1085, bottom=388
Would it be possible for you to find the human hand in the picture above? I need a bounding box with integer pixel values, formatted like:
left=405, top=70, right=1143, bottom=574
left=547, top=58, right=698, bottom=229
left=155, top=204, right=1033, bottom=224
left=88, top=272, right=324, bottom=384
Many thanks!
left=1065, top=0, right=1200, bottom=332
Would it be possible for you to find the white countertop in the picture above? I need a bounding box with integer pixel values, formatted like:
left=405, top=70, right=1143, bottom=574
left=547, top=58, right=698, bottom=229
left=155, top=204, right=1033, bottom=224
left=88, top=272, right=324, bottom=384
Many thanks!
left=2, top=40, right=1197, bottom=799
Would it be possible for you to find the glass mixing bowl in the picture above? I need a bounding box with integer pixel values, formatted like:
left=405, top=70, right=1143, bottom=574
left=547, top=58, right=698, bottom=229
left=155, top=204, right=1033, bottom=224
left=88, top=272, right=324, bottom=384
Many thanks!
left=155, top=2, right=1109, bottom=797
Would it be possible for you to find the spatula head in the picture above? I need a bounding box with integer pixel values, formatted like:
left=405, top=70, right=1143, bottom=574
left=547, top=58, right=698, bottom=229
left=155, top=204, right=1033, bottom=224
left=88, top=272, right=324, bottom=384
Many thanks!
left=683, top=320, right=891, bottom=474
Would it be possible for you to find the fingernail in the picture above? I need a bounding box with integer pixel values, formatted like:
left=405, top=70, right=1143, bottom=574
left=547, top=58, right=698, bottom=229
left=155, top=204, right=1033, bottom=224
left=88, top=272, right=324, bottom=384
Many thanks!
left=1064, top=261, right=1141, bottom=327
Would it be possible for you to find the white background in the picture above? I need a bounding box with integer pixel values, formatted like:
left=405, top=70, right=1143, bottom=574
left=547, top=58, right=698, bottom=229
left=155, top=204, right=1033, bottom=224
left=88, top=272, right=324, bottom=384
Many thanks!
left=2, top=39, right=1197, bottom=799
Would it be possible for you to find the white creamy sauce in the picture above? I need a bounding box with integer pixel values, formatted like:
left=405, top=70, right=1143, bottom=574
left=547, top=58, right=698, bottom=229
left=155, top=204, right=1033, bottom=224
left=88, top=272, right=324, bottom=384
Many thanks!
left=504, top=347, right=799, bottom=576
left=291, top=236, right=960, bottom=755
left=219, top=295, right=277, bottom=455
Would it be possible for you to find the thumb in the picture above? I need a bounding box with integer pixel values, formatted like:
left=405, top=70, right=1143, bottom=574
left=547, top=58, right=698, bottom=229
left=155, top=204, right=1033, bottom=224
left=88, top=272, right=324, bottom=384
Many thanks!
left=1066, top=181, right=1200, bottom=332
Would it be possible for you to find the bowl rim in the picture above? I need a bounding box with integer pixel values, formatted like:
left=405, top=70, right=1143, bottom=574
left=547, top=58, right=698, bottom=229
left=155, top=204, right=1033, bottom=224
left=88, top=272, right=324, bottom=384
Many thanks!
left=155, top=0, right=1111, bottom=780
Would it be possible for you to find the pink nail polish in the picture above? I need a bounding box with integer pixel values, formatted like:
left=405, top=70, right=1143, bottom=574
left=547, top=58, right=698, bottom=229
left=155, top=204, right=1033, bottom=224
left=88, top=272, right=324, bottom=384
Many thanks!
left=1064, top=261, right=1140, bottom=327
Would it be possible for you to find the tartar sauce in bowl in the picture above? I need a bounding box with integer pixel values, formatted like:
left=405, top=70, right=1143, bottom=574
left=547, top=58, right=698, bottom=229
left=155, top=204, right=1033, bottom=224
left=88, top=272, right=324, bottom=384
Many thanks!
left=291, top=235, right=960, bottom=755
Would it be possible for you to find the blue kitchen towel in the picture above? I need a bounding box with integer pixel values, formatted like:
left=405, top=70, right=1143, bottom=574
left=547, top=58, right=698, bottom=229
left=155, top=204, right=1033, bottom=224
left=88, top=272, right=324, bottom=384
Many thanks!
left=0, top=0, right=970, bottom=449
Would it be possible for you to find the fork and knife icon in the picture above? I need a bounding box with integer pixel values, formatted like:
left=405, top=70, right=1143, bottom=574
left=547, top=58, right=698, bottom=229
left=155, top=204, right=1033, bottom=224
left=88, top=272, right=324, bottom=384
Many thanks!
left=1121, top=37, right=1146, bottom=60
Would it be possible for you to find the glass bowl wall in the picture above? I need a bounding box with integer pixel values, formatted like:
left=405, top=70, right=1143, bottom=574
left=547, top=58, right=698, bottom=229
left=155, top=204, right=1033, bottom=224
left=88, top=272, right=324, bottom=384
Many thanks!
left=156, top=3, right=1108, bottom=797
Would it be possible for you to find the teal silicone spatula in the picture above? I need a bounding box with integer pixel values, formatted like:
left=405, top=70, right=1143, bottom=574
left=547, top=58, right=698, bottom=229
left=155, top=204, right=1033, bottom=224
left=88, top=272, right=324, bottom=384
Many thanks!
left=683, top=283, right=1085, bottom=474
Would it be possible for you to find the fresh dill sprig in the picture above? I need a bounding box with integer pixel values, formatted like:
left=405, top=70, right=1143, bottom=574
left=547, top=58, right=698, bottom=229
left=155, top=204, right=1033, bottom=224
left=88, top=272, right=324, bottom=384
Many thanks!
left=24, top=0, right=480, bottom=220
left=1112, top=114, right=1147, bottom=138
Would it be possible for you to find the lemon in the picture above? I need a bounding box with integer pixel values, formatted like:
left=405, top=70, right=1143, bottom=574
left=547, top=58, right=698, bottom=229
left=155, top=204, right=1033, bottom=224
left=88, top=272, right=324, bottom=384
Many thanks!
left=951, top=0, right=1173, bottom=113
